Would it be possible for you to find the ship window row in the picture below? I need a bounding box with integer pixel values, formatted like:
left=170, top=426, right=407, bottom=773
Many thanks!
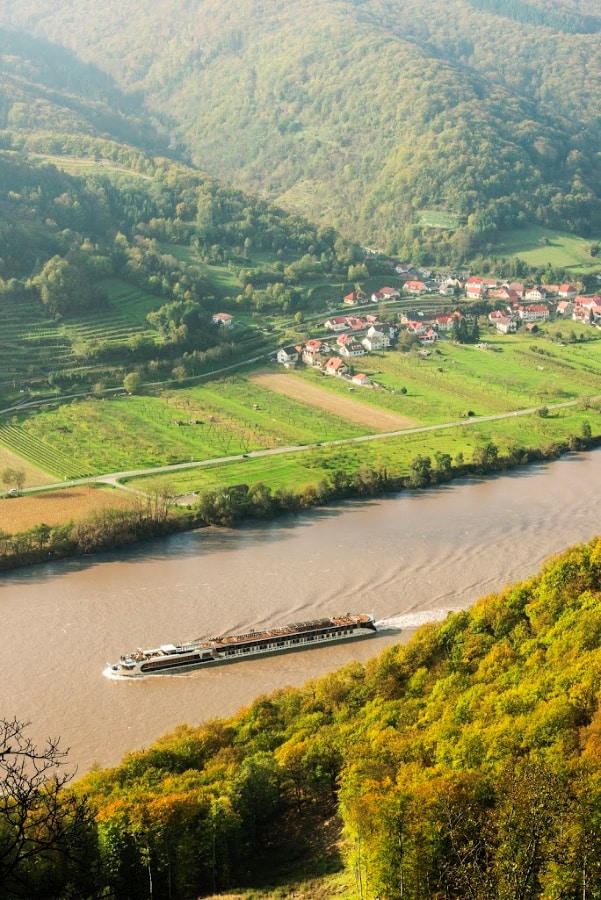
left=231, top=625, right=359, bottom=652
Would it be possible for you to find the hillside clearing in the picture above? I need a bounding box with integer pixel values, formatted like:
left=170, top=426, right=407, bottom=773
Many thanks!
left=250, top=372, right=416, bottom=430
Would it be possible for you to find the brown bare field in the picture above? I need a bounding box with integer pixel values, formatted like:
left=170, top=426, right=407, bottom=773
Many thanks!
left=251, top=371, right=416, bottom=430
left=0, top=486, right=138, bottom=533
left=0, top=448, right=56, bottom=488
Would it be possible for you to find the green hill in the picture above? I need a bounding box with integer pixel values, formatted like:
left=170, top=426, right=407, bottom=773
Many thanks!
left=0, top=146, right=352, bottom=406
left=1, top=0, right=600, bottom=257
left=54, top=536, right=600, bottom=899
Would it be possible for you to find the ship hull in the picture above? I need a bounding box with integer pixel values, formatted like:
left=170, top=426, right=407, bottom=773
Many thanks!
left=105, top=614, right=377, bottom=679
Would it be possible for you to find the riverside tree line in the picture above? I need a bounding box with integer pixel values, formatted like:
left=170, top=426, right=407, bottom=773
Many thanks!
left=0, top=425, right=597, bottom=572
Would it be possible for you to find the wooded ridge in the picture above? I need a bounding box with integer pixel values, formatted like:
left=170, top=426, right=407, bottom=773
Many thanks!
left=1, top=0, right=600, bottom=257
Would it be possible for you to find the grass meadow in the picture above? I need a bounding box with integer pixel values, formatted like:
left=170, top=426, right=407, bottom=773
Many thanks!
left=493, top=226, right=600, bottom=273
left=1, top=328, right=599, bottom=505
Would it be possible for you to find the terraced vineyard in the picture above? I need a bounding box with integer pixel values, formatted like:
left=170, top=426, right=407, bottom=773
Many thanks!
left=0, top=298, right=72, bottom=388
left=0, top=422, right=92, bottom=479
left=0, top=281, right=160, bottom=401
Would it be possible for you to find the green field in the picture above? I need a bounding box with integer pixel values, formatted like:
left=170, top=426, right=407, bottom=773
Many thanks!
left=129, top=402, right=599, bottom=499
left=493, top=226, right=600, bottom=272
left=1, top=328, right=600, bottom=495
left=419, top=209, right=465, bottom=229
left=0, top=380, right=369, bottom=478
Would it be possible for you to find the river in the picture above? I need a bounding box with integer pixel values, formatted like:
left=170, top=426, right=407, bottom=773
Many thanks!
left=1, top=450, right=600, bottom=774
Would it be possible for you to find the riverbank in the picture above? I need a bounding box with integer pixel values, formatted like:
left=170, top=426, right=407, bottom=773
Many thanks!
left=2, top=431, right=599, bottom=572
left=4, top=448, right=601, bottom=774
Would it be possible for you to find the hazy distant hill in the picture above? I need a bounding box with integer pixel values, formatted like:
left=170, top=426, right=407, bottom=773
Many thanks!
left=1, top=0, right=600, bottom=254
left=0, top=28, right=170, bottom=154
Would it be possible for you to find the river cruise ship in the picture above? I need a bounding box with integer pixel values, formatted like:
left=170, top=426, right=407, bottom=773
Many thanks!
left=105, top=613, right=377, bottom=678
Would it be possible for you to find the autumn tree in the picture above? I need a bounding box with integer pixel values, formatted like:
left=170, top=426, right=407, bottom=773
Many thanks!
left=0, top=718, right=98, bottom=898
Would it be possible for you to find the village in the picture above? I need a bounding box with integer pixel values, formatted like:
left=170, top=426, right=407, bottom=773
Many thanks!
left=265, top=272, right=601, bottom=388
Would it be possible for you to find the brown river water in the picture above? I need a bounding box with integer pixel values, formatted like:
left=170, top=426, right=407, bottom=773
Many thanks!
left=1, top=450, right=600, bottom=774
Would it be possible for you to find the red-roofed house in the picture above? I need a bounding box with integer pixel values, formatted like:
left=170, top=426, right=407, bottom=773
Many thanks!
left=346, top=316, right=367, bottom=331
left=405, top=320, right=428, bottom=336
left=559, top=284, right=578, bottom=298
left=212, top=312, right=234, bottom=327
left=420, top=327, right=439, bottom=344
left=556, top=300, right=573, bottom=316
left=524, top=286, right=547, bottom=302
left=325, top=316, right=349, bottom=331
left=518, top=304, right=549, bottom=321
left=325, top=357, right=349, bottom=376
left=343, top=290, right=368, bottom=305
left=405, top=280, right=427, bottom=294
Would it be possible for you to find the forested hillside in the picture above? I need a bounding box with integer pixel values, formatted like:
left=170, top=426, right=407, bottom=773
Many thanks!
left=1, top=0, right=600, bottom=257
left=0, top=145, right=353, bottom=405
left=0, top=28, right=169, bottom=154
left=7, top=537, right=601, bottom=898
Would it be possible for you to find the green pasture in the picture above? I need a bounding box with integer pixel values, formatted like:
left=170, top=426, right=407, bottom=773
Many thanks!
left=419, top=209, right=465, bottom=230
left=493, top=226, right=600, bottom=272
left=0, top=379, right=369, bottom=477
left=1, top=329, right=599, bottom=489
left=130, top=402, right=600, bottom=499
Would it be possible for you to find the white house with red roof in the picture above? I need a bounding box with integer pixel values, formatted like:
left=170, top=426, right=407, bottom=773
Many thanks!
left=556, top=300, right=573, bottom=316
left=371, top=286, right=400, bottom=301
left=325, top=316, right=349, bottom=331
left=558, top=283, right=578, bottom=298
left=465, top=276, right=498, bottom=299
left=405, top=319, right=428, bottom=336
left=405, top=280, right=428, bottom=294
left=419, top=327, right=439, bottom=344
left=432, top=311, right=463, bottom=332
left=518, top=304, right=549, bottom=321
left=325, top=357, right=348, bottom=376
left=578, top=297, right=601, bottom=322
left=524, top=286, right=547, bottom=302
left=351, top=373, right=370, bottom=386
left=302, top=339, right=327, bottom=365
left=343, top=290, right=368, bottom=305
left=212, top=312, right=234, bottom=326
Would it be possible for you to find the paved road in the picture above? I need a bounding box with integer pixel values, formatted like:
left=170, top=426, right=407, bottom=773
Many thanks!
left=9, top=395, right=595, bottom=499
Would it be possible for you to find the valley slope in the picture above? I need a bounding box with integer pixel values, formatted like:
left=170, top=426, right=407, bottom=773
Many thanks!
left=1, top=0, right=600, bottom=254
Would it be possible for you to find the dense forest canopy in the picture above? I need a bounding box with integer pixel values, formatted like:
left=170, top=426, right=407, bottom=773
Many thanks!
left=0, top=0, right=599, bottom=255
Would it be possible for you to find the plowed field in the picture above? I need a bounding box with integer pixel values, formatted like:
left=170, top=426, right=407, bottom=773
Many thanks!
left=251, top=372, right=416, bottom=430
left=1, top=486, right=138, bottom=533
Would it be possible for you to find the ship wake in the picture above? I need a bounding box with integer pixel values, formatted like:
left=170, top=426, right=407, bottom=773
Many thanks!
left=376, top=609, right=452, bottom=631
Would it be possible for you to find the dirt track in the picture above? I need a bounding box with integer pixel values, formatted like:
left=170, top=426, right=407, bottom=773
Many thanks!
left=251, top=371, right=416, bottom=430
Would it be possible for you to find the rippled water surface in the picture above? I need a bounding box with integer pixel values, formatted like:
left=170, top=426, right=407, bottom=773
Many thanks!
left=2, top=451, right=600, bottom=772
